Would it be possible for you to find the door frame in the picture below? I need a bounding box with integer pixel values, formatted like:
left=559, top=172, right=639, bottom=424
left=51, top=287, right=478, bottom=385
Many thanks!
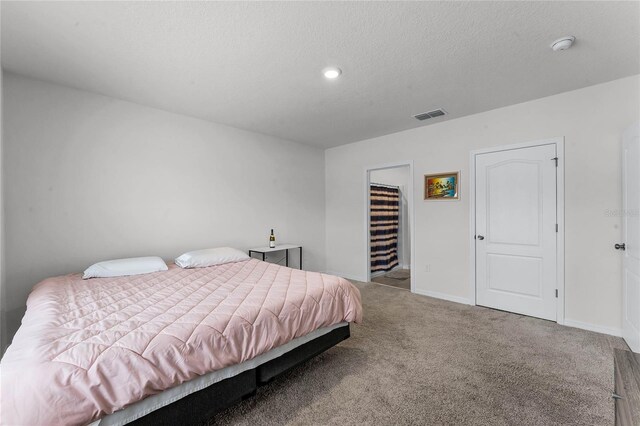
left=364, top=160, right=415, bottom=293
left=622, top=123, right=640, bottom=352
left=469, top=138, right=565, bottom=324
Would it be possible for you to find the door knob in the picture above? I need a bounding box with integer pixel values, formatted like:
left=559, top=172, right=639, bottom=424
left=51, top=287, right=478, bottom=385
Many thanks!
left=615, top=243, right=626, bottom=250
left=476, top=235, right=485, bottom=240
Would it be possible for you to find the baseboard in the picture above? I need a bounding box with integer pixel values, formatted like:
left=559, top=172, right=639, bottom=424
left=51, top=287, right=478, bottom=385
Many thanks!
left=413, top=289, right=472, bottom=306
left=324, top=270, right=367, bottom=283
left=324, top=273, right=623, bottom=339
left=563, top=318, right=622, bottom=337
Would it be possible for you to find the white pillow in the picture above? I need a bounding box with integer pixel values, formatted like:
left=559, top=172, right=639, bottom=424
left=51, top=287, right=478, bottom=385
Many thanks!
left=83, top=256, right=168, bottom=279
left=175, top=247, right=250, bottom=269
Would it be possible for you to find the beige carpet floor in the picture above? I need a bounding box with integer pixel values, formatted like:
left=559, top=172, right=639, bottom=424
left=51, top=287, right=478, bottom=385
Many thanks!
left=210, top=280, right=626, bottom=425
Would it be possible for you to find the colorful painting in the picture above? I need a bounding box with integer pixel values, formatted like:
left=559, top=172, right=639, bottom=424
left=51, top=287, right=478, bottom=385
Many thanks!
left=424, top=172, right=459, bottom=200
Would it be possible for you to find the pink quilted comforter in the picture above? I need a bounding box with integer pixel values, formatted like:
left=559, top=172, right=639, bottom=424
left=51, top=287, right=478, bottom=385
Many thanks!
left=0, top=259, right=362, bottom=425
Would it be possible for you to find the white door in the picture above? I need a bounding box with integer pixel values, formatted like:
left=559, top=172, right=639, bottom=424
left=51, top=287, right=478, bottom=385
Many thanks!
left=622, top=124, right=640, bottom=353
left=475, top=144, right=558, bottom=321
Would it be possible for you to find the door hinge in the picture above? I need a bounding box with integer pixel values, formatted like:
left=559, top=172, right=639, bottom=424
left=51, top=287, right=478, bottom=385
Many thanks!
left=555, top=289, right=558, bottom=298
left=551, top=157, right=558, bottom=167
left=556, top=224, right=558, bottom=232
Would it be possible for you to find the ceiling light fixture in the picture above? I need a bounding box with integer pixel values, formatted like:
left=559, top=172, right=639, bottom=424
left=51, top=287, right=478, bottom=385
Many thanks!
left=550, top=36, right=575, bottom=51
left=323, top=67, right=342, bottom=79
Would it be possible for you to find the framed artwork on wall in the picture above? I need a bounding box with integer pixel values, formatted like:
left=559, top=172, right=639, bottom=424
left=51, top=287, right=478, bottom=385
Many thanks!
left=424, top=171, right=459, bottom=200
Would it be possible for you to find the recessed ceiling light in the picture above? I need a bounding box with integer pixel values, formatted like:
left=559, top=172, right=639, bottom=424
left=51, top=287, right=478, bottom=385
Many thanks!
left=551, top=36, right=575, bottom=51
left=323, top=67, right=342, bottom=79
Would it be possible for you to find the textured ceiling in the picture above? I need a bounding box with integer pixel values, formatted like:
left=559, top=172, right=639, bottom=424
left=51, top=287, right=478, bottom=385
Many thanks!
left=2, top=1, right=639, bottom=148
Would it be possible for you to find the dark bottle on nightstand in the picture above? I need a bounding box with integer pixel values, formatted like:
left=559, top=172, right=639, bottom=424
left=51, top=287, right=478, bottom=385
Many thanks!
left=269, top=229, right=276, bottom=248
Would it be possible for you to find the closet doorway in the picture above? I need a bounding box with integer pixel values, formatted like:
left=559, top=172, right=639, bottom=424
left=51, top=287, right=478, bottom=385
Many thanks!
left=365, top=162, right=414, bottom=292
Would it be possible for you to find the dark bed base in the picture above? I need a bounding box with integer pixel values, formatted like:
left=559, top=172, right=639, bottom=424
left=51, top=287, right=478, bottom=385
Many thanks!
left=128, top=324, right=350, bottom=426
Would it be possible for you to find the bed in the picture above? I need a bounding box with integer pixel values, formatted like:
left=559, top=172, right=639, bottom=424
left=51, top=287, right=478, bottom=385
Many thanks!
left=0, top=258, right=362, bottom=425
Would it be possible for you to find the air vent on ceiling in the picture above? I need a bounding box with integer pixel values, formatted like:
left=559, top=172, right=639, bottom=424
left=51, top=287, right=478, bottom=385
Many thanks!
left=413, top=108, right=447, bottom=121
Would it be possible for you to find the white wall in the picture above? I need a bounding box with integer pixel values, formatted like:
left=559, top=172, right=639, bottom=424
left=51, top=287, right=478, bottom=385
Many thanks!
left=369, top=167, right=410, bottom=269
left=2, top=73, right=326, bottom=344
left=0, top=67, right=5, bottom=354
left=326, top=74, right=640, bottom=334
left=4, top=71, right=638, bottom=345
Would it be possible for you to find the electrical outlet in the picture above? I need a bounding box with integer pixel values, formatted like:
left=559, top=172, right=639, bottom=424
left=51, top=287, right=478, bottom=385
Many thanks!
left=425, top=264, right=431, bottom=272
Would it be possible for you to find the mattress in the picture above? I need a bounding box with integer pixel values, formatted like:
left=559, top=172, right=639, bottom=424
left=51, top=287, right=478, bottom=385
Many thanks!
left=0, top=259, right=362, bottom=426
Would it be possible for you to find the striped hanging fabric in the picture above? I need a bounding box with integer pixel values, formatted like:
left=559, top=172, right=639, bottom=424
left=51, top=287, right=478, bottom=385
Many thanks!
left=370, top=184, right=400, bottom=273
